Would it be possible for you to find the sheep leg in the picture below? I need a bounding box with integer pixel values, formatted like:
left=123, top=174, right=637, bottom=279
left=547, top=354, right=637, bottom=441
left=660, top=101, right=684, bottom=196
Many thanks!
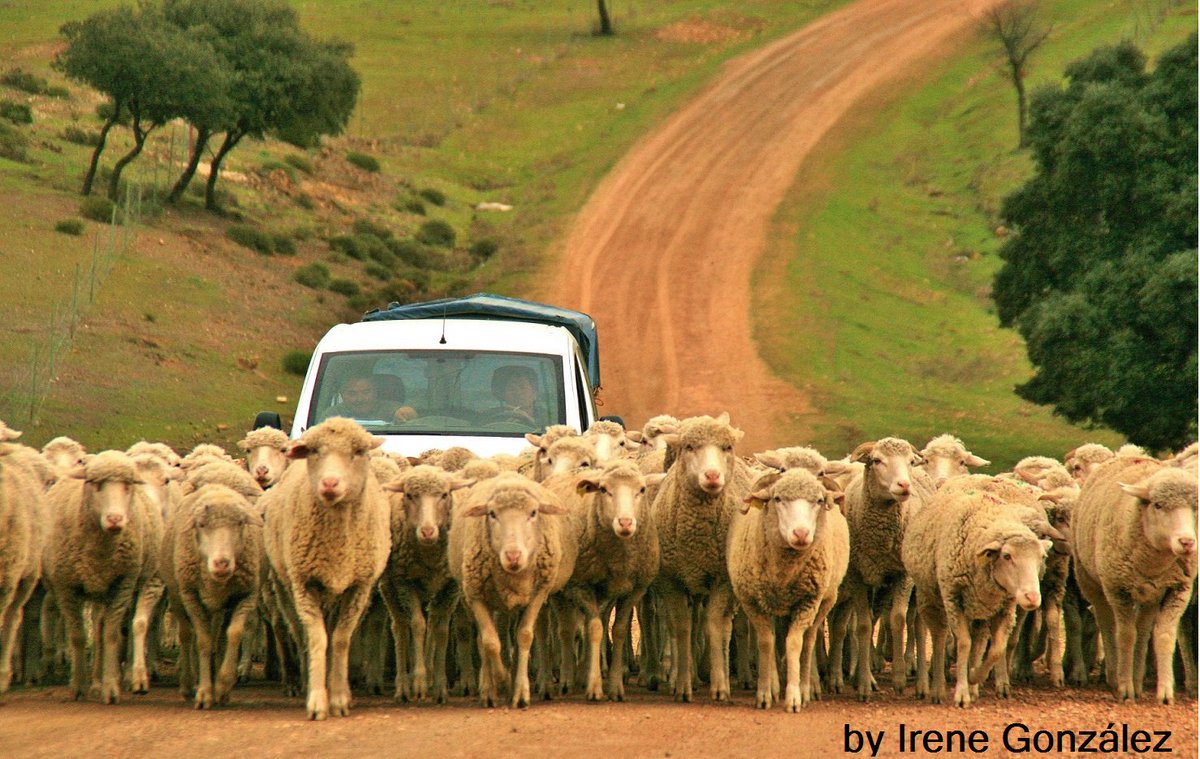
left=237, top=609, right=258, bottom=682
left=637, top=596, right=660, bottom=690
left=1062, top=593, right=1087, bottom=686
left=90, top=608, right=104, bottom=698
left=56, top=591, right=89, bottom=700
left=1152, top=589, right=1190, bottom=705
left=406, top=588, right=429, bottom=702
left=99, top=589, right=134, bottom=705
left=468, top=599, right=505, bottom=707
left=912, top=601, right=928, bottom=700
left=327, top=582, right=372, bottom=717
left=129, top=578, right=164, bottom=695
left=1176, top=607, right=1197, bottom=697
left=889, top=582, right=911, bottom=694
left=609, top=595, right=638, bottom=702
left=427, top=591, right=456, bottom=704
left=583, top=600, right=606, bottom=702
left=925, top=603, right=948, bottom=704
left=452, top=606, right=478, bottom=696
left=291, top=584, right=331, bottom=720
left=789, top=603, right=823, bottom=711
left=970, top=610, right=1017, bottom=699
left=181, top=591, right=217, bottom=709
left=852, top=589, right=874, bottom=701
left=554, top=601, right=581, bottom=697
left=0, top=578, right=34, bottom=694
left=824, top=601, right=849, bottom=693
left=1132, top=604, right=1156, bottom=699
left=215, top=595, right=256, bottom=705
left=1110, top=599, right=1138, bottom=702
left=951, top=613, right=974, bottom=707
left=512, top=591, right=550, bottom=709
left=733, top=610, right=754, bottom=691
left=743, top=609, right=775, bottom=709
left=1044, top=598, right=1065, bottom=687
left=379, top=582, right=413, bottom=702
left=704, top=584, right=733, bottom=702
left=39, top=591, right=61, bottom=682
left=661, top=589, right=692, bottom=702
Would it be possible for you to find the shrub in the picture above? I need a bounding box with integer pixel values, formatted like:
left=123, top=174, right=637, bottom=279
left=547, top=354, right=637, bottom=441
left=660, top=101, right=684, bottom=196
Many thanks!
left=470, top=238, right=499, bottom=260
left=294, top=192, right=314, bottom=210
left=46, top=85, right=70, bottom=99
left=271, top=233, right=297, bottom=256
left=293, top=262, right=331, bottom=289
left=346, top=151, right=380, bottom=172
left=55, top=219, right=85, bottom=236
left=0, top=121, right=27, bottom=162
left=259, top=159, right=297, bottom=183
left=352, top=218, right=393, bottom=241
left=328, top=235, right=364, bottom=260
left=227, top=224, right=274, bottom=255
left=328, top=278, right=361, bottom=297
left=416, top=219, right=456, bottom=248
left=282, top=349, right=311, bottom=376
left=398, top=198, right=426, bottom=215
left=364, top=263, right=393, bottom=281
left=1, top=68, right=59, bottom=96
left=284, top=153, right=314, bottom=174
left=346, top=293, right=371, bottom=312
left=418, top=187, right=446, bottom=206
left=80, top=195, right=116, bottom=223
left=61, top=125, right=100, bottom=146
left=388, top=238, right=433, bottom=268
left=0, top=101, right=32, bottom=125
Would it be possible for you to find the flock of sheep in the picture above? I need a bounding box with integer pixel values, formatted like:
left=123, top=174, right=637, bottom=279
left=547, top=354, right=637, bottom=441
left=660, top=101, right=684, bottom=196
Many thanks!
left=0, top=413, right=1196, bottom=719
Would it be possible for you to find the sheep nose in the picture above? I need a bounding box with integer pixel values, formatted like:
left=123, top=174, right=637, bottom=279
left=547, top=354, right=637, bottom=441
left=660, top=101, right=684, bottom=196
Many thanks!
left=320, top=477, right=341, bottom=491
left=896, top=480, right=911, bottom=493
left=255, top=465, right=270, bottom=478
left=503, top=550, right=523, bottom=566
left=703, top=470, right=722, bottom=485
left=1023, top=592, right=1040, bottom=607
left=419, top=526, right=437, bottom=541
left=617, top=517, right=634, bottom=530
left=212, top=558, right=231, bottom=573
left=104, top=514, right=124, bottom=529
left=792, top=528, right=810, bottom=544
left=1179, top=538, right=1196, bottom=553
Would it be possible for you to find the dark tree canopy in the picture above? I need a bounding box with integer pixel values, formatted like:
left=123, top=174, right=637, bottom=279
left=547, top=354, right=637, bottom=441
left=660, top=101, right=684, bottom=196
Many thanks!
left=992, top=35, right=1198, bottom=451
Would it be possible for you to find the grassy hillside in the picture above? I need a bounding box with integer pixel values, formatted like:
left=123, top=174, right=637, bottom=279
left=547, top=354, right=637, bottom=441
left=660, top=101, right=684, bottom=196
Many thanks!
left=753, top=0, right=1194, bottom=467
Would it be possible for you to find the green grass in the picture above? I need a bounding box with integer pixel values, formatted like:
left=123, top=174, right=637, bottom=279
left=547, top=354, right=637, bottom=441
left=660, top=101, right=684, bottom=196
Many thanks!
left=754, top=0, right=1194, bottom=467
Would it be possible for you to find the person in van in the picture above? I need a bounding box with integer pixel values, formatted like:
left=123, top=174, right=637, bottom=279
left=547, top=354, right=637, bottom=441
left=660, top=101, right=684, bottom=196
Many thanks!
left=324, top=373, right=417, bottom=424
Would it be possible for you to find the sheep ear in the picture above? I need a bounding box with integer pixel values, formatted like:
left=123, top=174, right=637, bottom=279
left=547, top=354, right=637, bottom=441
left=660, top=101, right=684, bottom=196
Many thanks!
left=1039, top=539, right=1054, bottom=556
left=644, top=473, right=667, bottom=488
left=1040, top=525, right=1068, bottom=543
left=850, top=442, right=875, bottom=464
left=66, top=462, right=87, bottom=480
left=660, top=433, right=681, bottom=449
left=751, top=471, right=783, bottom=492
left=463, top=504, right=490, bottom=518
left=237, top=439, right=252, bottom=452
left=964, top=453, right=990, bottom=468
left=538, top=496, right=568, bottom=516
left=369, top=436, right=385, bottom=450
left=525, top=433, right=544, bottom=447
left=1015, top=468, right=1041, bottom=487
left=755, top=452, right=785, bottom=471
left=381, top=479, right=406, bottom=494
left=0, top=426, right=22, bottom=442
left=285, top=442, right=310, bottom=460
left=576, top=474, right=602, bottom=496
left=715, top=412, right=730, bottom=426
left=825, top=491, right=845, bottom=511
left=626, top=431, right=644, bottom=445
left=976, top=540, right=1003, bottom=564
left=448, top=477, right=474, bottom=492
left=820, top=475, right=844, bottom=494
left=743, top=490, right=770, bottom=512
left=824, top=460, right=852, bottom=476
left=1119, top=481, right=1152, bottom=502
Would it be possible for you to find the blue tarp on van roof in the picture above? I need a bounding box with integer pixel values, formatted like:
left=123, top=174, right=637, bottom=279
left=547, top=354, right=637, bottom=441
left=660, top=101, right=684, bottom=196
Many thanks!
left=362, top=293, right=602, bottom=388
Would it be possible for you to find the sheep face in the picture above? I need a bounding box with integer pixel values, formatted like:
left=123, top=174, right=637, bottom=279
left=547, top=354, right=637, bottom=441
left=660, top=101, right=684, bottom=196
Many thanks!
left=87, top=479, right=139, bottom=534
left=384, top=466, right=471, bottom=544
left=978, top=534, right=1050, bottom=611
left=545, top=438, right=596, bottom=478
left=920, top=436, right=989, bottom=487
left=585, top=422, right=630, bottom=464
left=465, top=484, right=566, bottom=574
left=857, top=438, right=923, bottom=503
left=1121, top=469, right=1199, bottom=557
left=287, top=420, right=383, bottom=506
left=747, top=469, right=841, bottom=550
left=194, top=507, right=251, bottom=581
left=672, top=414, right=742, bottom=495
left=43, top=439, right=86, bottom=478
left=576, top=463, right=658, bottom=538
left=244, top=444, right=288, bottom=488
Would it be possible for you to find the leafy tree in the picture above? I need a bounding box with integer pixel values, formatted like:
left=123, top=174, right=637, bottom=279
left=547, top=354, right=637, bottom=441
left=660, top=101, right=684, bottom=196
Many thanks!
left=162, top=0, right=359, bottom=210
left=56, top=5, right=231, bottom=200
left=993, top=35, right=1198, bottom=451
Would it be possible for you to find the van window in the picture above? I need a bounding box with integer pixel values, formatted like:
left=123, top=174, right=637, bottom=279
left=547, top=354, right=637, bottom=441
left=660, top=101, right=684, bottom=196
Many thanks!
left=308, top=350, right=565, bottom=436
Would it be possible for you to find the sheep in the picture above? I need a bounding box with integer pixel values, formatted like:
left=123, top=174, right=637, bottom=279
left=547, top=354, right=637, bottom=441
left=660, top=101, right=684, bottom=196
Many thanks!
left=753, top=445, right=858, bottom=481
left=1064, top=443, right=1114, bottom=484
left=542, top=436, right=598, bottom=479
left=41, top=436, right=86, bottom=481
left=1168, top=442, right=1198, bottom=472
left=182, top=461, right=265, bottom=505
left=902, top=486, right=1057, bottom=707
left=728, top=468, right=849, bottom=711
left=260, top=417, right=391, bottom=720
left=237, top=427, right=291, bottom=489
left=919, top=434, right=990, bottom=487
left=125, top=453, right=178, bottom=693
left=521, top=424, right=580, bottom=481
left=542, top=460, right=664, bottom=701
left=43, top=450, right=152, bottom=703
left=825, top=437, right=935, bottom=701
left=161, top=484, right=263, bottom=708
left=583, top=420, right=632, bottom=464
left=0, top=427, right=47, bottom=695
left=1071, top=455, right=1198, bottom=704
left=462, top=458, right=502, bottom=482
left=649, top=412, right=751, bottom=702
left=630, top=415, right=680, bottom=475
left=127, top=441, right=181, bottom=469
left=427, top=446, right=479, bottom=473
left=377, top=465, right=472, bottom=703
left=447, top=472, right=575, bottom=708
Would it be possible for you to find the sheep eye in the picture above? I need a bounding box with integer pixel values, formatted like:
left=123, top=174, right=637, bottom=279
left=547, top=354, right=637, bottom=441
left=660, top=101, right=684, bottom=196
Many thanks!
left=528, top=510, right=537, bottom=520
left=582, top=461, right=591, bottom=468
left=638, top=487, right=646, bottom=495
left=1003, top=553, right=1012, bottom=561
left=1154, top=502, right=1164, bottom=510
left=487, top=510, right=497, bottom=520
left=721, top=445, right=733, bottom=453
left=871, top=458, right=883, bottom=466
left=599, top=486, right=608, bottom=495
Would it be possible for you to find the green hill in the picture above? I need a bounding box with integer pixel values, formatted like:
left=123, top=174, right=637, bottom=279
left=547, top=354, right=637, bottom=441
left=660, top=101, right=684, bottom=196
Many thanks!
left=0, top=0, right=1192, bottom=460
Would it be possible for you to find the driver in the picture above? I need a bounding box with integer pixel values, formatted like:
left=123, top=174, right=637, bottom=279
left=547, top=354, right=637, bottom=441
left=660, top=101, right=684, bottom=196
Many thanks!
left=324, top=374, right=417, bottom=424
left=490, top=365, right=539, bottom=424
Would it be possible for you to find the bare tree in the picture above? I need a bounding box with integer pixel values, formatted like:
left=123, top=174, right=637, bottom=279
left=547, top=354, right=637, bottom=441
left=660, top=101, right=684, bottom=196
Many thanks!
left=983, top=0, right=1053, bottom=149
left=595, top=0, right=613, bottom=36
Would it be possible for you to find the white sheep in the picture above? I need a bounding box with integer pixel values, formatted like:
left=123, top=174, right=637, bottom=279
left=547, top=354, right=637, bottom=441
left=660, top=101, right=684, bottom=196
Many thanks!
left=1072, top=455, right=1198, bottom=704
left=377, top=465, right=471, bottom=703
left=183, top=460, right=265, bottom=504
left=41, top=436, right=86, bottom=481
left=649, top=412, right=751, bottom=702
left=0, top=425, right=47, bottom=695
left=260, top=417, right=391, bottom=720
left=237, top=427, right=291, bottom=489
left=447, top=472, right=575, bottom=708
left=919, top=434, right=990, bottom=487
left=902, top=486, right=1056, bottom=707
left=520, top=425, right=581, bottom=481
left=43, top=450, right=153, bottom=703
left=728, top=468, right=849, bottom=711
left=1063, top=443, right=1114, bottom=484
left=825, top=437, right=935, bottom=700
left=542, top=460, right=664, bottom=701
left=583, top=420, right=632, bottom=464
left=161, top=484, right=263, bottom=708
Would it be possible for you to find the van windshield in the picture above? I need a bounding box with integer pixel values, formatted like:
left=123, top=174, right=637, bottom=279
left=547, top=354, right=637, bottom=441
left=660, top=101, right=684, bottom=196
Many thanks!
left=307, top=350, right=566, bottom=436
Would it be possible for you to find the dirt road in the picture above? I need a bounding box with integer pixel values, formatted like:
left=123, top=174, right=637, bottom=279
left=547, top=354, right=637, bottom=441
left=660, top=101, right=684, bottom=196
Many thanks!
left=549, top=0, right=997, bottom=452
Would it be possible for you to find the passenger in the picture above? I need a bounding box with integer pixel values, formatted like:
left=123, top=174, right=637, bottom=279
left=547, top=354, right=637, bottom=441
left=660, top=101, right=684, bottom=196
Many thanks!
left=324, top=374, right=417, bottom=423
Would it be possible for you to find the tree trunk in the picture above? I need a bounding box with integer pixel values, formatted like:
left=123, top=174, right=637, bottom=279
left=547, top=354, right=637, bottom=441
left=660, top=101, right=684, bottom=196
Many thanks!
left=167, top=126, right=211, bottom=204
left=596, top=0, right=613, bottom=35
left=205, top=130, right=243, bottom=212
left=108, top=108, right=155, bottom=203
left=1014, top=68, right=1028, bottom=149
left=82, top=98, right=121, bottom=197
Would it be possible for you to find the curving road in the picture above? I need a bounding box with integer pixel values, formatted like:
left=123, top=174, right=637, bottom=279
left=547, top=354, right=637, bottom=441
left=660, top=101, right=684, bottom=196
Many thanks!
left=550, top=0, right=996, bottom=452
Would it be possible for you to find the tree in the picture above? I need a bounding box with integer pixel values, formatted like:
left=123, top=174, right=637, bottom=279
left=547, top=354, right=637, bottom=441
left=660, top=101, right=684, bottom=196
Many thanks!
left=595, top=0, right=614, bottom=36
left=982, top=0, right=1053, bottom=149
left=162, top=0, right=359, bottom=210
left=992, top=35, right=1198, bottom=451
left=56, top=5, right=231, bottom=200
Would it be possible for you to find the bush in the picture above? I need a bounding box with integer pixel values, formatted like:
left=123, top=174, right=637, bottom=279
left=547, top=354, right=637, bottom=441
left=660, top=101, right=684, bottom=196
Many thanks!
left=346, top=151, right=380, bottom=172
left=293, top=262, right=331, bottom=289
left=364, top=263, right=392, bottom=281
left=398, top=198, right=426, bottom=215
left=284, top=153, right=314, bottom=175
left=387, top=238, right=433, bottom=269
left=271, top=233, right=297, bottom=256
left=352, top=218, right=393, bottom=241
left=0, top=101, right=32, bottom=125
left=328, top=235, right=364, bottom=260
left=55, top=219, right=85, bottom=236
left=0, top=121, right=28, bottom=162
left=80, top=195, right=116, bottom=223
left=282, top=349, right=311, bottom=376
left=61, top=125, right=100, bottom=146
left=328, top=278, right=361, bottom=297
left=416, top=219, right=456, bottom=248
left=227, top=224, right=274, bottom=255
left=294, top=192, right=314, bottom=210
left=1, top=68, right=64, bottom=97
left=418, top=187, right=446, bottom=206
left=470, top=238, right=499, bottom=260
left=259, top=159, right=297, bottom=183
